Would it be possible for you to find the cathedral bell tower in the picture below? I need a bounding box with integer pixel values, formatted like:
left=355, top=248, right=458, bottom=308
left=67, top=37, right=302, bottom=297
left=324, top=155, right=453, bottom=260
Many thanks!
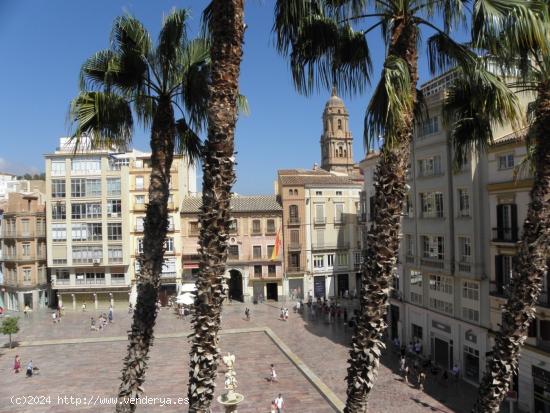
left=320, top=87, right=354, bottom=173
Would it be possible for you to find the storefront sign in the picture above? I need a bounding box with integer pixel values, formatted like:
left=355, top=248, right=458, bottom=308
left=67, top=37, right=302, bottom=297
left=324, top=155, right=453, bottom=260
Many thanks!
left=432, top=320, right=451, bottom=333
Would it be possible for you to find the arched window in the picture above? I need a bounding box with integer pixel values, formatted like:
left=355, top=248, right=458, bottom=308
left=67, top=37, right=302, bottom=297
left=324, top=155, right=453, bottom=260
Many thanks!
left=337, top=119, right=342, bottom=130
left=339, top=146, right=343, bottom=157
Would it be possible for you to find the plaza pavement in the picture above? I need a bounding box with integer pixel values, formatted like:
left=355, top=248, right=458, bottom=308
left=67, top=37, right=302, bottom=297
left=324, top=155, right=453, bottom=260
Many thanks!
left=0, top=301, right=477, bottom=412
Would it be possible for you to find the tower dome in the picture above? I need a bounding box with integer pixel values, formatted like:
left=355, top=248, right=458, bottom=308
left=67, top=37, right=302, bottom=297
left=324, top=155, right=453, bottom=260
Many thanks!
left=325, top=86, right=345, bottom=109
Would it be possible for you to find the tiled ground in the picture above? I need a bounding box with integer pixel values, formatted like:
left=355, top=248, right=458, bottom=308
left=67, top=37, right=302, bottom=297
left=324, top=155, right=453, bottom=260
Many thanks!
left=0, top=301, right=477, bottom=412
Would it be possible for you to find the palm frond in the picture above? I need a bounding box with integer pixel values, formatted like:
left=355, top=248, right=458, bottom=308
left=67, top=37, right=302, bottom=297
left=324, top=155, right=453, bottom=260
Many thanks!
left=513, top=130, right=536, bottom=180
left=111, top=14, right=152, bottom=57
left=444, top=65, right=522, bottom=168
left=133, top=93, right=157, bottom=129
left=423, top=0, right=468, bottom=34
left=79, top=49, right=117, bottom=91
left=274, top=0, right=323, bottom=55
left=364, top=55, right=414, bottom=150
left=237, top=94, right=250, bottom=116
left=69, top=91, right=133, bottom=150
left=175, top=118, right=203, bottom=164
left=426, top=32, right=476, bottom=75
left=158, top=9, right=189, bottom=85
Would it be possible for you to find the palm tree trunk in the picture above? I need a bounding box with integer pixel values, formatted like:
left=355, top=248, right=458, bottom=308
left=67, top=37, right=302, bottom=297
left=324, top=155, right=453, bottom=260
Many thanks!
left=187, top=1, right=244, bottom=412
left=116, top=97, right=175, bottom=413
left=345, top=20, right=418, bottom=413
left=473, top=84, right=550, bottom=412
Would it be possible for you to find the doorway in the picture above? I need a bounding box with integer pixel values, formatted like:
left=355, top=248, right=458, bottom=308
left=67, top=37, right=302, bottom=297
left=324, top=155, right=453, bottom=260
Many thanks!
left=266, top=283, right=278, bottom=301
left=433, top=337, right=450, bottom=369
left=390, top=305, right=400, bottom=340
left=337, top=274, right=349, bottom=297
left=314, top=276, right=326, bottom=299
left=228, top=270, right=243, bottom=302
left=24, top=293, right=33, bottom=309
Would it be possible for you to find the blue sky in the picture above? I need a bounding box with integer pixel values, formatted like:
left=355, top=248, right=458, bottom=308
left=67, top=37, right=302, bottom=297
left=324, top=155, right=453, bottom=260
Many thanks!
left=0, top=1, right=464, bottom=194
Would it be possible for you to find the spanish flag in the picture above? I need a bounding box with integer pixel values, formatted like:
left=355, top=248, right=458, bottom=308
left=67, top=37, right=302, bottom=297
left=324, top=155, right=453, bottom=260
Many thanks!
left=271, top=227, right=282, bottom=260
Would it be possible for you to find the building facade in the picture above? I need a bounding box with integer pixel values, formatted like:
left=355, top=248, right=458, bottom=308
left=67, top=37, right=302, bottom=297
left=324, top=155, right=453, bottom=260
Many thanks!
left=0, top=192, right=48, bottom=311
left=180, top=195, right=283, bottom=302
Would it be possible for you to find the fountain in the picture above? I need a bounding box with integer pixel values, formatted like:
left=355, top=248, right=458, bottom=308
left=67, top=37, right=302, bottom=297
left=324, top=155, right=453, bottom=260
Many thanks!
left=217, top=352, right=244, bottom=412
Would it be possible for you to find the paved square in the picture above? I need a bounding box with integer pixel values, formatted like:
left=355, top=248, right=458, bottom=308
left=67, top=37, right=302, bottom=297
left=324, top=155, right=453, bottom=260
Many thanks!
left=0, top=301, right=477, bottom=412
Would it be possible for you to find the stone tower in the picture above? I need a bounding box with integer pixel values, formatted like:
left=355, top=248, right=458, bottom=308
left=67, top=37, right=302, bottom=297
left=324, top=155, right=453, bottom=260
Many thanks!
left=320, top=87, right=354, bottom=173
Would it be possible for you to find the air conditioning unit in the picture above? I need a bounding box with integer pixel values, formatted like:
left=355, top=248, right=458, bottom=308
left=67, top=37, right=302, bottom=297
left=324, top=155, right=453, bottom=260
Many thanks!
left=93, top=259, right=101, bottom=265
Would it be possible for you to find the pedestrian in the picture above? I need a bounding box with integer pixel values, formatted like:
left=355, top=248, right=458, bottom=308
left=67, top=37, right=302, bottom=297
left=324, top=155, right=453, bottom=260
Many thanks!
left=52, top=312, right=57, bottom=324
left=14, top=355, right=21, bottom=373
left=418, top=370, right=426, bottom=390
left=26, top=360, right=33, bottom=378
left=108, top=306, right=114, bottom=323
left=245, top=307, right=250, bottom=321
left=285, top=308, right=289, bottom=321
left=399, top=356, right=406, bottom=375
left=452, top=364, right=460, bottom=382
left=415, top=340, right=422, bottom=355
left=274, top=393, right=284, bottom=413
left=270, top=364, right=278, bottom=383
left=404, top=365, right=409, bottom=384
left=24, top=305, right=29, bottom=318
left=407, top=341, right=414, bottom=355
left=128, top=303, right=133, bottom=314
left=279, top=307, right=284, bottom=321
left=82, top=303, right=87, bottom=312
left=270, top=399, right=277, bottom=413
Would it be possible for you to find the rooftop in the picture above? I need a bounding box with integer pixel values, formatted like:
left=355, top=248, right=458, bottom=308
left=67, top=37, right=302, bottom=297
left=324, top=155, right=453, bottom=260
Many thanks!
left=180, top=195, right=282, bottom=214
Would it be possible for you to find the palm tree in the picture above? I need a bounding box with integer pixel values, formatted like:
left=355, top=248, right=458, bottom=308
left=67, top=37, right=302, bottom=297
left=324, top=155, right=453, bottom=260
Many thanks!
left=274, top=1, right=523, bottom=411
left=186, top=1, right=245, bottom=411
left=443, top=2, right=550, bottom=411
left=69, top=10, right=207, bottom=412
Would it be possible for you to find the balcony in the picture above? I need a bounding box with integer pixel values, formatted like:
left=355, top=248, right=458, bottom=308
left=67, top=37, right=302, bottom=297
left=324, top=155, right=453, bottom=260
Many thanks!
left=312, top=242, right=349, bottom=251
left=76, top=278, right=106, bottom=285
left=111, top=277, right=127, bottom=285
left=492, top=227, right=518, bottom=243
left=53, top=278, right=71, bottom=286
left=288, top=243, right=301, bottom=251
left=287, top=217, right=300, bottom=226
left=160, top=271, right=177, bottom=279
left=314, top=217, right=326, bottom=226
left=420, top=257, right=445, bottom=269
left=405, top=255, right=415, bottom=264
left=458, top=262, right=471, bottom=273
left=334, top=217, right=346, bottom=226
left=286, top=266, right=303, bottom=273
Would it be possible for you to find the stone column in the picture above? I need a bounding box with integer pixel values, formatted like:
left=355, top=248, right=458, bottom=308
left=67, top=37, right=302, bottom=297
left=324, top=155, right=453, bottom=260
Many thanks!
left=71, top=294, right=76, bottom=310
left=94, top=293, right=98, bottom=310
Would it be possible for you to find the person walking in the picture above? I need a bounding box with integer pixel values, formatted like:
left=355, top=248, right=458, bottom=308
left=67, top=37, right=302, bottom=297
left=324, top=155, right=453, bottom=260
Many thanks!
left=452, top=364, right=460, bottom=382
left=274, top=394, right=284, bottom=413
left=128, top=303, right=133, bottom=314
left=404, top=365, right=409, bottom=384
left=245, top=307, right=250, bottom=321
left=399, top=356, right=406, bottom=376
left=270, top=364, right=278, bottom=383
left=418, top=370, right=426, bottom=391
left=14, top=355, right=21, bottom=373
left=108, top=306, right=113, bottom=323
left=26, top=360, right=33, bottom=378
left=270, top=399, right=277, bottom=413
left=52, top=312, right=57, bottom=324
left=81, top=303, right=87, bottom=312
left=23, top=305, right=29, bottom=318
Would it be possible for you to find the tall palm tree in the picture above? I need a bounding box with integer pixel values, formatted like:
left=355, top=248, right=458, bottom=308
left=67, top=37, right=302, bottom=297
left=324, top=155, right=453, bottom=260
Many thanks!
left=443, top=2, right=550, bottom=411
left=186, top=1, right=245, bottom=411
left=274, top=1, right=522, bottom=411
left=69, top=10, right=208, bottom=412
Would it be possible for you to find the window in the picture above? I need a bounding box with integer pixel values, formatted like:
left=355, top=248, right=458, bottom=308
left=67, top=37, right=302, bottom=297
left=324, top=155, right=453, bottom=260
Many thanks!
left=289, top=205, right=299, bottom=223
left=336, top=191, right=342, bottom=196
left=107, top=199, right=121, bottom=216
left=107, top=178, right=121, bottom=196
left=71, top=203, right=101, bottom=219
left=167, top=216, right=174, bottom=230
left=418, top=156, right=442, bottom=177
left=228, top=219, right=238, bottom=233
left=52, top=203, right=66, bottom=220
left=327, top=254, right=334, bottom=267
left=51, top=179, right=66, bottom=198
left=459, top=237, right=471, bottom=262
left=76, top=272, right=105, bottom=285
left=289, top=253, right=300, bottom=269
left=498, top=153, right=514, bottom=170
left=135, top=217, right=144, bottom=231
left=137, top=238, right=144, bottom=253
left=111, top=273, right=125, bottom=283
left=354, top=252, right=362, bottom=266
left=337, top=119, right=342, bottom=130
left=52, top=224, right=67, bottom=241
left=462, top=307, right=480, bottom=322
left=412, top=324, right=423, bottom=340
left=429, top=298, right=453, bottom=315
left=429, top=274, right=453, bottom=294
left=420, top=192, right=444, bottom=218
left=462, top=281, right=479, bottom=301
left=51, top=161, right=66, bottom=176
left=22, top=242, right=31, bottom=256
left=417, top=116, right=439, bottom=137
left=315, top=204, right=325, bottom=223
left=135, top=176, right=144, bottom=190
left=404, top=194, right=413, bottom=217
left=71, top=157, right=100, bottom=175
left=135, top=159, right=143, bottom=168
left=336, top=253, right=348, bottom=266
left=108, top=246, right=123, bottom=263
left=422, top=236, right=444, bottom=260
left=252, top=219, right=261, bottom=234
left=86, top=179, right=101, bottom=197
left=23, top=268, right=32, bottom=283
left=55, top=270, right=70, bottom=283
left=313, top=255, right=324, bottom=268
left=109, top=157, right=129, bottom=170
left=458, top=189, right=470, bottom=217
left=496, top=204, right=518, bottom=241
left=405, top=234, right=414, bottom=256
left=290, top=230, right=300, bottom=246
left=410, top=270, right=422, bottom=288
left=162, top=258, right=176, bottom=276
left=189, top=221, right=199, bottom=236
left=72, top=223, right=102, bottom=241
left=316, top=191, right=323, bottom=196
left=266, top=219, right=276, bottom=234
left=21, top=219, right=30, bottom=235
left=253, top=245, right=262, bottom=259
left=108, top=223, right=122, bottom=240
left=496, top=255, right=515, bottom=294
left=165, top=237, right=174, bottom=252
left=268, top=265, right=276, bottom=276
left=72, top=246, right=102, bottom=263
left=267, top=245, right=275, bottom=258
left=410, top=292, right=423, bottom=305
left=135, top=195, right=145, bottom=204
left=334, top=203, right=344, bottom=224
left=71, top=178, right=86, bottom=197
left=228, top=245, right=239, bottom=259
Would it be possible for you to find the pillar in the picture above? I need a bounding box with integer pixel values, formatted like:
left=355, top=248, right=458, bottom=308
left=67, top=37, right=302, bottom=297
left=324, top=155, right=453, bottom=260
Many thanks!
left=71, top=294, right=76, bottom=310
left=94, top=293, right=98, bottom=310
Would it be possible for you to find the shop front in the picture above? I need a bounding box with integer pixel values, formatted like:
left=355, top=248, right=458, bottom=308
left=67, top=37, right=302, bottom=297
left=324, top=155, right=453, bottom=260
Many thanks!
left=534, top=365, right=550, bottom=413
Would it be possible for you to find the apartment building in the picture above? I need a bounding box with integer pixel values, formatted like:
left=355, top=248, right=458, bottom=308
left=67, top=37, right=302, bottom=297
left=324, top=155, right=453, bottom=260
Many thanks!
left=45, top=137, right=131, bottom=310
left=0, top=191, right=47, bottom=311
left=365, top=72, right=492, bottom=387
left=486, top=131, right=547, bottom=412
left=180, top=195, right=283, bottom=302
left=277, top=89, right=363, bottom=299
left=127, top=151, right=196, bottom=305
